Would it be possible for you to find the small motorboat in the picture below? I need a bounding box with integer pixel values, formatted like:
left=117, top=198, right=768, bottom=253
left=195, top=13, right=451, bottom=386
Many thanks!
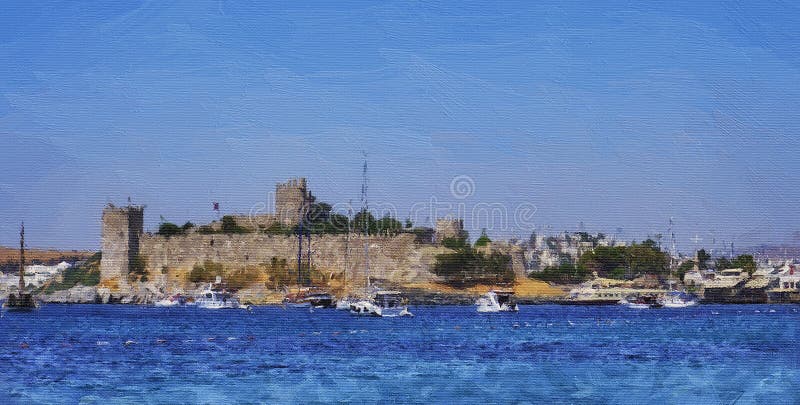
left=195, top=281, right=242, bottom=309
left=154, top=294, right=186, bottom=307
left=620, top=294, right=663, bottom=309
left=350, top=291, right=413, bottom=317
left=476, top=290, right=519, bottom=313
left=658, top=291, right=698, bottom=308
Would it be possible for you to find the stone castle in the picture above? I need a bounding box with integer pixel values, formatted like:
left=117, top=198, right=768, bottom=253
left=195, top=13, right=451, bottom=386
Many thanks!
left=98, top=178, right=493, bottom=292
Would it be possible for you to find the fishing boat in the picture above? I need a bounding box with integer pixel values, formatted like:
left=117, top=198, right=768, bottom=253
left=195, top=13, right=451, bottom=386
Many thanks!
left=476, top=290, right=519, bottom=313
left=349, top=158, right=412, bottom=318
left=3, top=222, right=38, bottom=310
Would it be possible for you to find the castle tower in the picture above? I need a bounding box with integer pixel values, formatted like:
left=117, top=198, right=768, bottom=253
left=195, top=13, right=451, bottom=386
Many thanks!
left=435, top=217, right=467, bottom=243
left=275, top=177, right=315, bottom=225
left=100, top=204, right=144, bottom=286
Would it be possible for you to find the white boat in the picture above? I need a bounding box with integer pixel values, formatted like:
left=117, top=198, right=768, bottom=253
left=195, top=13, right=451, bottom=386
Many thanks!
left=195, top=283, right=242, bottom=309
left=476, top=290, right=519, bottom=313
left=659, top=291, right=698, bottom=308
left=347, top=159, right=412, bottom=318
left=350, top=291, right=413, bottom=317
left=619, top=294, right=663, bottom=309
left=336, top=297, right=356, bottom=310
left=154, top=294, right=185, bottom=307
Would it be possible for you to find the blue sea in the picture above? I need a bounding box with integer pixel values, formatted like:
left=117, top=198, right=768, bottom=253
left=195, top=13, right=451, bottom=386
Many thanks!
left=1, top=304, right=798, bottom=404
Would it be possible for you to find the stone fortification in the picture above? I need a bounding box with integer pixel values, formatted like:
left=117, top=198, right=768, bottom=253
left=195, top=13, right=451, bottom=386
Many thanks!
left=139, top=232, right=440, bottom=292
left=100, top=204, right=144, bottom=287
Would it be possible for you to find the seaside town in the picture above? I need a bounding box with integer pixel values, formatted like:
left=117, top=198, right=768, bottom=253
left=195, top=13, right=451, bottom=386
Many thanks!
left=2, top=175, right=798, bottom=312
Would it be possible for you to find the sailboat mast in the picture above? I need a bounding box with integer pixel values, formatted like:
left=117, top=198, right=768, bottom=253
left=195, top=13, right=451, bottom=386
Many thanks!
left=362, top=157, right=370, bottom=295
left=19, top=221, right=25, bottom=292
left=306, top=231, right=311, bottom=286
left=668, top=217, right=677, bottom=288
left=343, top=200, right=352, bottom=293
left=297, top=207, right=303, bottom=287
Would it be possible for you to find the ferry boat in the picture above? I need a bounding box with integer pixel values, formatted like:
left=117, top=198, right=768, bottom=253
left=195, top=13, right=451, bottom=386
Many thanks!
left=563, top=283, right=630, bottom=305
left=350, top=291, right=413, bottom=317
left=476, top=290, right=519, bottom=313
left=563, top=275, right=667, bottom=305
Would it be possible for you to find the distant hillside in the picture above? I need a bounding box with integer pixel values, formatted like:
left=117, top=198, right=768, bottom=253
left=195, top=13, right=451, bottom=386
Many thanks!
left=740, top=245, right=800, bottom=260
left=0, top=246, right=94, bottom=265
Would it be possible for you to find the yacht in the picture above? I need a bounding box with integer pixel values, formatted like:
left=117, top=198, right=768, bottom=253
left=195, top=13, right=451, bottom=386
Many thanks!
left=350, top=291, right=412, bottom=317
left=476, top=290, right=519, bottom=313
left=195, top=282, right=242, bottom=309
left=305, top=291, right=335, bottom=308
left=658, top=291, right=698, bottom=308
left=564, top=283, right=631, bottom=305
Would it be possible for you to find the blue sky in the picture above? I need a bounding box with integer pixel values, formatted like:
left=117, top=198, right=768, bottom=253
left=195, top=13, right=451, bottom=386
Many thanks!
left=1, top=0, right=799, bottom=252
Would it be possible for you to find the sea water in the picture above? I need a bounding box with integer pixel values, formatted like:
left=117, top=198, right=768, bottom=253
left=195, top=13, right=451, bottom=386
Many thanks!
left=0, top=304, right=798, bottom=404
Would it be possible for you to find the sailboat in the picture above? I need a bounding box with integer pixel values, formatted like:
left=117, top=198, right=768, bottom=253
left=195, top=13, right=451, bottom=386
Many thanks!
left=349, top=158, right=412, bottom=317
left=283, top=204, right=335, bottom=309
left=657, top=218, right=698, bottom=308
left=336, top=201, right=357, bottom=310
left=3, top=222, right=39, bottom=310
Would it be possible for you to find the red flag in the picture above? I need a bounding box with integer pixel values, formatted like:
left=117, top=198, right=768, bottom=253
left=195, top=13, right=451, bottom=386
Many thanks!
left=213, top=202, right=219, bottom=211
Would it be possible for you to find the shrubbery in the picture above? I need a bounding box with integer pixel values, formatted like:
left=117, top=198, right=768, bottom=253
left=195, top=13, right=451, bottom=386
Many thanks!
left=433, top=237, right=514, bottom=287
left=39, top=252, right=102, bottom=293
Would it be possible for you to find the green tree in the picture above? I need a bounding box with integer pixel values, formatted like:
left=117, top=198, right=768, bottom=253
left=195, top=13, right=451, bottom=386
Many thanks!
left=696, top=249, right=711, bottom=270
left=157, top=222, right=183, bottom=237
left=529, top=263, right=591, bottom=284
left=375, top=215, right=403, bottom=236
left=352, top=210, right=377, bottom=234
left=189, top=261, right=224, bottom=283
left=221, top=216, right=249, bottom=234
left=715, top=257, right=732, bottom=270
left=579, top=245, right=627, bottom=275
left=474, top=229, right=491, bottom=247
left=676, top=260, right=695, bottom=281
left=626, top=240, right=669, bottom=277
left=731, top=254, right=757, bottom=275
left=181, top=221, right=195, bottom=232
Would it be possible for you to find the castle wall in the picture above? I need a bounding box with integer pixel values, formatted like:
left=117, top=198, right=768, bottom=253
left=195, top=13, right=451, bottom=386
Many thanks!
left=139, top=232, right=439, bottom=289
